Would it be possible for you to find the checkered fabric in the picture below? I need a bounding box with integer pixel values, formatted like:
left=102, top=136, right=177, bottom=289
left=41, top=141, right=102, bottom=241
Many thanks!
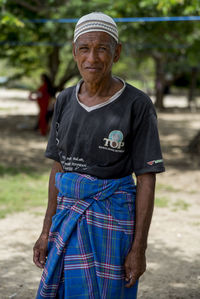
left=36, top=172, right=138, bottom=298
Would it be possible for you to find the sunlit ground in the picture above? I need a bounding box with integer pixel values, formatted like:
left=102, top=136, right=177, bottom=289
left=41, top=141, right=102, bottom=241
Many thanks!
left=0, top=88, right=199, bottom=298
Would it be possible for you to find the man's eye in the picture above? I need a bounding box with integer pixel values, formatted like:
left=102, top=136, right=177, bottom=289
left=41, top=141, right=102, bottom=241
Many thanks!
left=79, top=47, right=88, bottom=50
left=99, top=47, right=106, bottom=51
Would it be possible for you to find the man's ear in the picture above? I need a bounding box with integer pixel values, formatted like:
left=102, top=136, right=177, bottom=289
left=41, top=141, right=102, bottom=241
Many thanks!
left=72, top=42, right=77, bottom=61
left=113, top=43, right=122, bottom=63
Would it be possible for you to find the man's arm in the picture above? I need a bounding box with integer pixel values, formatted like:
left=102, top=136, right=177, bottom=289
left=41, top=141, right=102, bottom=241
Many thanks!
left=124, top=172, right=156, bottom=287
left=33, top=161, right=62, bottom=268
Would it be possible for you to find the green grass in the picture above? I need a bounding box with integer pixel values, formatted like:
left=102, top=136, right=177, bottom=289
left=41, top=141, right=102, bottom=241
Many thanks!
left=188, top=190, right=198, bottom=194
left=191, top=221, right=200, bottom=226
left=0, top=165, right=193, bottom=217
left=0, top=107, right=19, bottom=112
left=156, top=183, right=181, bottom=193
left=0, top=165, right=49, bottom=218
left=172, top=199, right=190, bottom=211
left=155, top=196, right=168, bottom=208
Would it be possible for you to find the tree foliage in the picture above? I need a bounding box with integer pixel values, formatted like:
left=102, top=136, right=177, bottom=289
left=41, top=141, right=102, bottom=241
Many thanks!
left=0, top=0, right=200, bottom=106
left=107, top=0, right=200, bottom=107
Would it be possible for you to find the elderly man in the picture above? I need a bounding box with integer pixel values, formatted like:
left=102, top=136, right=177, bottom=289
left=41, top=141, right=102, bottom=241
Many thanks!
left=34, top=12, right=165, bottom=298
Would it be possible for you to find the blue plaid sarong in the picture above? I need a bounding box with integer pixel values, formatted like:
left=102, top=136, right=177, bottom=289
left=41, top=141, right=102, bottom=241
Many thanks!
left=36, top=172, right=138, bottom=298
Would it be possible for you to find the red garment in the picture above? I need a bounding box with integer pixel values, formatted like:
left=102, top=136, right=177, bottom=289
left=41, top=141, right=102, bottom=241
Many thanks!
left=37, top=82, right=50, bottom=135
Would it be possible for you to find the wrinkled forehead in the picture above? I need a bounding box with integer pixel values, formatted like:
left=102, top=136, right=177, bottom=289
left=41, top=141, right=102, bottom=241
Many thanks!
left=75, top=31, right=114, bottom=45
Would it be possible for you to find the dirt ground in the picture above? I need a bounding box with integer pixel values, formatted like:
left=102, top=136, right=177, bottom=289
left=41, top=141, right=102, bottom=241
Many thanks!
left=0, top=89, right=200, bottom=299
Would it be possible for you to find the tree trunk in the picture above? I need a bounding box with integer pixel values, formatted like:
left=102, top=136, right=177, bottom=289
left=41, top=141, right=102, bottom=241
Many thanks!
left=154, top=56, right=165, bottom=109
left=56, top=61, right=79, bottom=91
left=188, top=131, right=200, bottom=154
left=47, top=48, right=79, bottom=92
left=48, top=46, right=60, bottom=86
left=188, top=67, right=198, bottom=109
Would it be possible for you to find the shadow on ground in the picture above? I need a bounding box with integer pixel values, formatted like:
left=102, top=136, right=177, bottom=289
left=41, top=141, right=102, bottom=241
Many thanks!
left=0, top=114, right=51, bottom=172
left=0, top=239, right=199, bottom=299
left=0, top=243, right=40, bottom=299
left=1, top=112, right=200, bottom=172
left=158, top=114, right=200, bottom=170
left=139, top=240, right=200, bottom=298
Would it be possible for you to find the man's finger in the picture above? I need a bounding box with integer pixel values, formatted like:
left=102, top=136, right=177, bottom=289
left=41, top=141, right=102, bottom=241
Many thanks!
left=124, top=267, right=131, bottom=281
left=39, top=250, right=47, bottom=268
left=33, top=249, right=42, bottom=268
left=33, top=249, right=45, bottom=269
left=125, top=276, right=137, bottom=288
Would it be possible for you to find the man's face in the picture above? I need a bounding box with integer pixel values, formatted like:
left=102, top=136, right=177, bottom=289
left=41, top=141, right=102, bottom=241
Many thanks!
left=73, top=32, right=121, bottom=84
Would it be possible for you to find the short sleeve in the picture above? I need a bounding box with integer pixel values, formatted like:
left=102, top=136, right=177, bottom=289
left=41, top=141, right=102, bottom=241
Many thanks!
left=131, top=98, right=165, bottom=176
left=45, top=95, right=61, bottom=162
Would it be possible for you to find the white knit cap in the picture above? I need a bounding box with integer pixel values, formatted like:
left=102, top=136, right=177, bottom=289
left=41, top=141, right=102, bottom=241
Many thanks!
left=74, top=12, right=118, bottom=43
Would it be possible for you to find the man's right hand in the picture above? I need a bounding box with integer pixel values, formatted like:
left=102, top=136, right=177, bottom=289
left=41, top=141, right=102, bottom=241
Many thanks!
left=33, top=162, right=61, bottom=268
left=33, top=233, right=48, bottom=268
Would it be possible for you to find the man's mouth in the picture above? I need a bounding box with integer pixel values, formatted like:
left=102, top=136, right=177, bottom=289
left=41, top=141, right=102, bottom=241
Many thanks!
left=85, top=66, right=101, bottom=72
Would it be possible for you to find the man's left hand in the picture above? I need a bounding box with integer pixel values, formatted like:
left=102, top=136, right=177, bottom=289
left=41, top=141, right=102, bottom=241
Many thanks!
left=124, top=249, right=146, bottom=288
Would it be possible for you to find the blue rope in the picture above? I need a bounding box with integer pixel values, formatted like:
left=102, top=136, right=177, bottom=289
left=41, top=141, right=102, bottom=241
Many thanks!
left=1, top=16, right=199, bottom=47
left=0, top=41, right=189, bottom=48
left=114, top=16, right=200, bottom=22
left=0, top=41, right=68, bottom=46
left=23, top=16, right=200, bottom=23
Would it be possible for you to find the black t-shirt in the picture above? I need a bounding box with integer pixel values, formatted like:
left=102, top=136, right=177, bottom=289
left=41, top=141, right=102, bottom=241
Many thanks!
left=45, top=82, right=165, bottom=179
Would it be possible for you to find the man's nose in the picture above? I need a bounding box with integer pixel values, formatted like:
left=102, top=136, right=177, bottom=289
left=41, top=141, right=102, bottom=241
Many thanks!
left=87, top=49, right=98, bottom=63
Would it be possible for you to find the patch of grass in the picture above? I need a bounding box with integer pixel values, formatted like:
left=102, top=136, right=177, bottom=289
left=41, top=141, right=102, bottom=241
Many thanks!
left=0, top=106, right=18, bottom=111
left=0, top=165, right=49, bottom=218
left=172, top=199, right=190, bottom=211
left=0, top=164, right=44, bottom=177
left=155, top=196, right=168, bottom=208
left=32, top=211, right=46, bottom=217
left=0, top=107, right=11, bottom=111
left=188, top=190, right=198, bottom=194
left=156, top=183, right=181, bottom=193
left=191, top=222, right=200, bottom=226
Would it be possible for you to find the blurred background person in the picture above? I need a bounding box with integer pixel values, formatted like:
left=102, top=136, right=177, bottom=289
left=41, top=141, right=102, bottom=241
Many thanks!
left=29, top=73, right=55, bottom=136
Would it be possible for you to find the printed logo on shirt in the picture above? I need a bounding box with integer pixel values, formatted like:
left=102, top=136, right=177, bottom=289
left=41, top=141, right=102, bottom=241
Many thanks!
left=99, top=130, right=125, bottom=153
left=147, top=159, right=163, bottom=166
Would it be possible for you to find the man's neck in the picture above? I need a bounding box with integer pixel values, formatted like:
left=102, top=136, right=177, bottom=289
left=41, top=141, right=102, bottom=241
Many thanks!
left=78, top=76, right=123, bottom=107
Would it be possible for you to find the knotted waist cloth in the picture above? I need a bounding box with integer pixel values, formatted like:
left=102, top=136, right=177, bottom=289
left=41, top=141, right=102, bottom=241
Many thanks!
left=36, top=172, right=138, bottom=298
